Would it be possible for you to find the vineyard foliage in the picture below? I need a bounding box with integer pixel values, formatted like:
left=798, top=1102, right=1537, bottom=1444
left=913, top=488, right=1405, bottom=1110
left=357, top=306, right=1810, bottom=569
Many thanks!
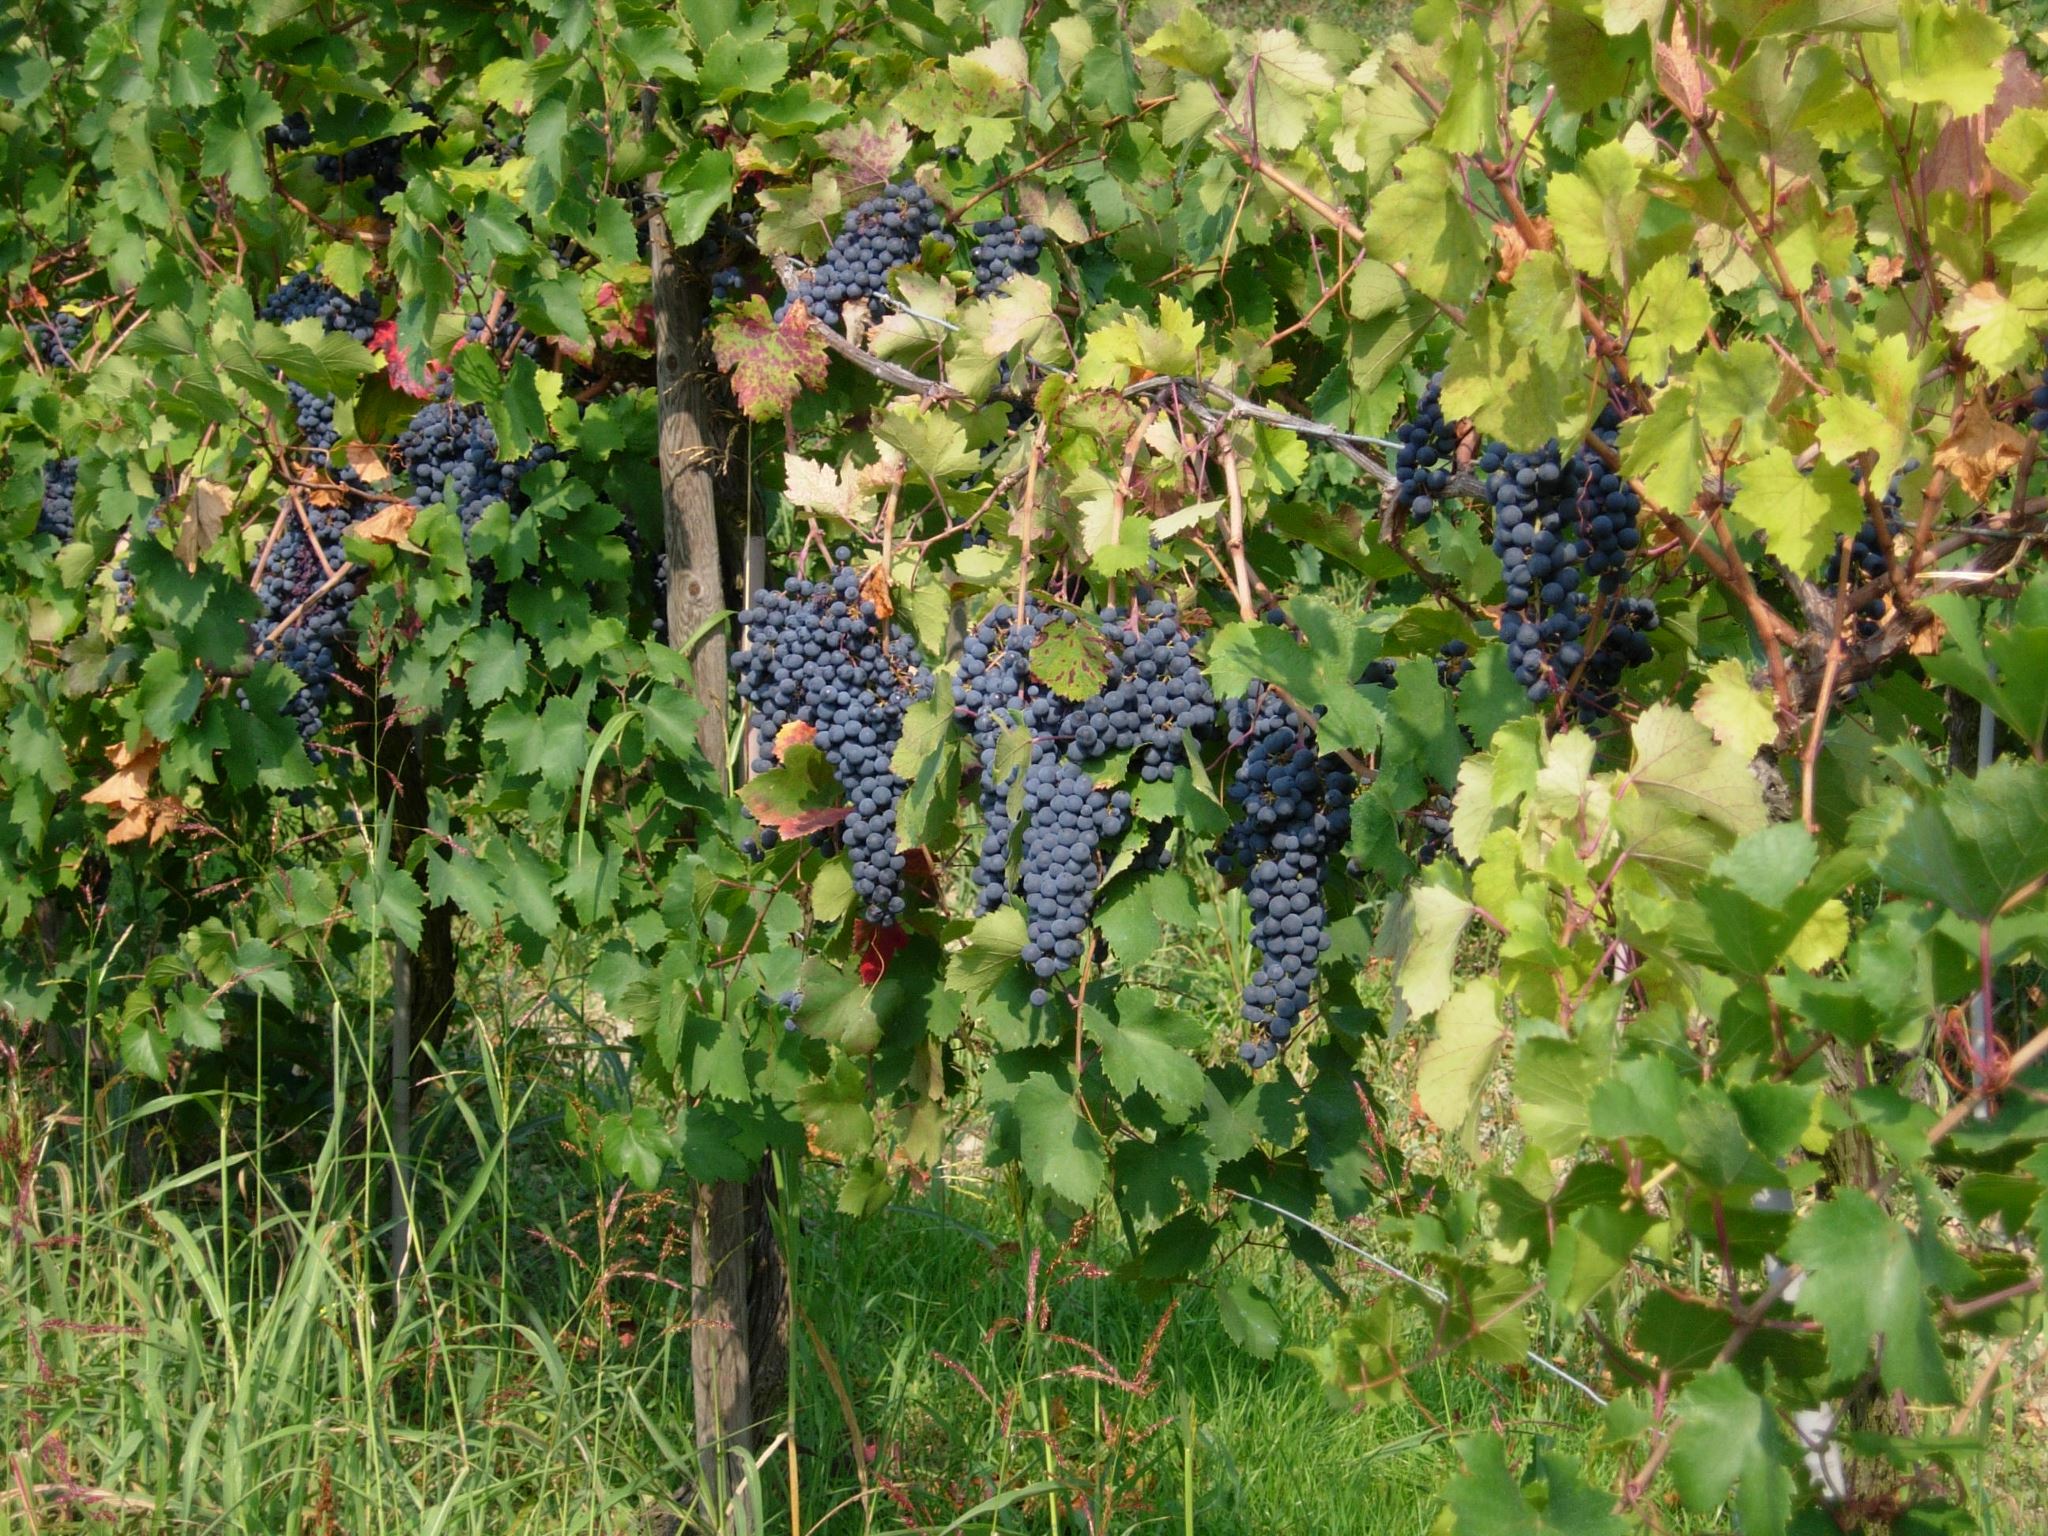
left=7, top=0, right=2048, bottom=1524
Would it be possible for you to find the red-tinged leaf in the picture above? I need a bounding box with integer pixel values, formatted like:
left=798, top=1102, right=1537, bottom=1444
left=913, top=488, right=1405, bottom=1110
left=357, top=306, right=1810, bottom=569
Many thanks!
left=771, top=804, right=850, bottom=837
left=856, top=921, right=908, bottom=985
left=711, top=296, right=831, bottom=420
left=740, top=742, right=849, bottom=836
left=817, top=117, right=913, bottom=193
left=774, top=719, right=818, bottom=759
left=373, top=318, right=439, bottom=399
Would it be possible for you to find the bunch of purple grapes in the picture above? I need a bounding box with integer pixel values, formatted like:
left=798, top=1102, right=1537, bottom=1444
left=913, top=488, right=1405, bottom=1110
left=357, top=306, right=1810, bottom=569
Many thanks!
left=731, top=553, right=933, bottom=924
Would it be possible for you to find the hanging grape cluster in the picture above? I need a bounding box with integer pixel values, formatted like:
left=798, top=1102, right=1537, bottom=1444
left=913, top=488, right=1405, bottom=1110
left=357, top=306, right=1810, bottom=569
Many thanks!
left=776, top=183, right=948, bottom=330
left=697, top=207, right=760, bottom=303
left=957, top=599, right=1215, bottom=1007
left=1214, top=684, right=1354, bottom=1067
left=315, top=104, right=438, bottom=201
left=262, top=272, right=380, bottom=341
left=30, top=311, right=83, bottom=539
left=251, top=498, right=363, bottom=746
left=1481, top=420, right=1645, bottom=713
left=967, top=215, right=1046, bottom=294
left=37, top=456, right=78, bottom=542
left=1392, top=372, right=1458, bottom=521
left=1817, top=468, right=1905, bottom=642
left=32, top=311, right=83, bottom=369
left=732, top=555, right=933, bottom=924
left=393, top=402, right=557, bottom=537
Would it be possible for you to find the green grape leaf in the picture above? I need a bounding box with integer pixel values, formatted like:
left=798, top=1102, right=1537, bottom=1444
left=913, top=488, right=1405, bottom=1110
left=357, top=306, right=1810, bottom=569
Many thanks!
left=1012, top=1071, right=1106, bottom=1205
left=1668, top=1366, right=1795, bottom=1536
left=1415, top=979, right=1505, bottom=1135
left=1781, top=1188, right=1954, bottom=1401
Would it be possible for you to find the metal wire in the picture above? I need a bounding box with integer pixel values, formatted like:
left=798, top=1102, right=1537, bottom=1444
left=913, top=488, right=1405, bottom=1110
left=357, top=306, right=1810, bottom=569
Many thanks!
left=1229, top=1190, right=1610, bottom=1408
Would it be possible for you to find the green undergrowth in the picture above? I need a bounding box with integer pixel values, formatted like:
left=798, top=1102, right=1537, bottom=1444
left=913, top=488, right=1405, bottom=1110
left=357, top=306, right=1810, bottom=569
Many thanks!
left=1, top=995, right=1611, bottom=1536
left=13, top=991, right=2041, bottom=1535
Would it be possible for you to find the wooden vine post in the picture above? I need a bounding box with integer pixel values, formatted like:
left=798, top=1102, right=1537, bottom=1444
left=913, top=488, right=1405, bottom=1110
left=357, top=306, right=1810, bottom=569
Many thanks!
left=644, top=157, right=768, bottom=1519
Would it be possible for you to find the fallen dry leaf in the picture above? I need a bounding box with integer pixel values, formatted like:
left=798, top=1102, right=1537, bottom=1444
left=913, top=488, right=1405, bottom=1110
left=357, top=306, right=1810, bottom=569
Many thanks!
left=1865, top=254, right=1905, bottom=289
left=1934, top=397, right=2028, bottom=501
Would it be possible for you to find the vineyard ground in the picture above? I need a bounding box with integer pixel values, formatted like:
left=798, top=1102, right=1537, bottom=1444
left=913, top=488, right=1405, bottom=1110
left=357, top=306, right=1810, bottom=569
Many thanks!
left=0, top=973, right=1621, bottom=1536
left=8, top=954, right=2048, bottom=1532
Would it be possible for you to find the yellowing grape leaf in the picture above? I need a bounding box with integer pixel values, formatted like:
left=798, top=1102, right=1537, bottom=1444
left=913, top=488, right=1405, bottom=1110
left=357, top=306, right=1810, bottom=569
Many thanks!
left=1692, top=658, right=1777, bottom=759
left=175, top=479, right=233, bottom=569
left=816, top=116, right=912, bottom=194
left=1933, top=396, right=2027, bottom=501
left=710, top=296, right=832, bottom=419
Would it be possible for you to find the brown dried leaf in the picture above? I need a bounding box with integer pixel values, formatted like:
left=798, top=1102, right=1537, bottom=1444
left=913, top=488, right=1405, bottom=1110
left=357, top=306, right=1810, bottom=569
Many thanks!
left=1865, top=254, right=1905, bottom=289
left=1654, top=18, right=1706, bottom=120
left=174, top=480, right=233, bottom=570
left=859, top=562, right=894, bottom=619
left=1910, top=613, right=1948, bottom=656
left=82, top=738, right=161, bottom=814
left=345, top=443, right=392, bottom=485
left=83, top=740, right=183, bottom=845
left=351, top=500, right=419, bottom=549
left=1934, top=397, right=2028, bottom=501
left=306, top=477, right=348, bottom=509
left=109, top=797, right=186, bottom=846
left=1491, top=217, right=1553, bottom=283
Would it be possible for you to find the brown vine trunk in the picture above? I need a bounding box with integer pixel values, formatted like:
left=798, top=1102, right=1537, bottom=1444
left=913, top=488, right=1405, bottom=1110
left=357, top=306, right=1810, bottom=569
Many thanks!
left=375, top=714, right=458, bottom=1092
left=645, top=139, right=788, bottom=1516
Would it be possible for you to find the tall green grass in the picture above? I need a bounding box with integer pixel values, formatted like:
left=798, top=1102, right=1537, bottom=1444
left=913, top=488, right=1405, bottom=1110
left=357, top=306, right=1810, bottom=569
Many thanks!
left=1, top=968, right=1629, bottom=1536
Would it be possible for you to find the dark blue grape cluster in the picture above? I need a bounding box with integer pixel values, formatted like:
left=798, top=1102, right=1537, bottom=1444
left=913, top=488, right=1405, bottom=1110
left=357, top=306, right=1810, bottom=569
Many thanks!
left=262, top=273, right=379, bottom=342
left=37, top=456, right=78, bottom=541
left=1215, top=685, right=1355, bottom=1067
left=732, top=554, right=933, bottom=924
left=1817, top=472, right=1902, bottom=642
left=776, top=184, right=949, bottom=330
left=774, top=989, right=802, bottom=1031
left=1436, top=638, right=1471, bottom=688
left=698, top=208, right=759, bottom=303
left=251, top=499, right=362, bottom=745
left=1481, top=427, right=1642, bottom=708
left=1416, top=792, right=1455, bottom=867
left=287, top=382, right=340, bottom=449
left=33, top=311, right=84, bottom=368
left=266, top=112, right=314, bottom=151
left=1569, top=596, right=1660, bottom=723
left=30, top=311, right=83, bottom=539
left=110, top=511, right=165, bottom=610
left=393, top=402, right=557, bottom=536
left=1393, top=372, right=1457, bottom=520
left=967, top=215, right=1046, bottom=294
left=313, top=104, right=438, bottom=202
left=957, top=600, right=1215, bottom=1007
left=2031, top=368, right=2048, bottom=434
